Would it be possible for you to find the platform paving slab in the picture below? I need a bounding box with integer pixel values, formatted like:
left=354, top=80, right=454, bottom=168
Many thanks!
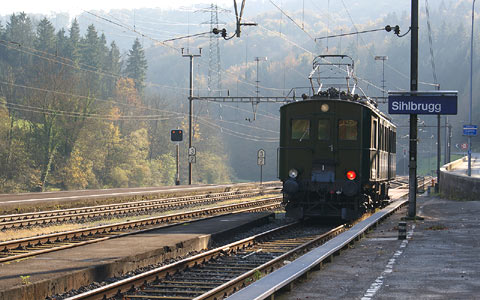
left=275, top=195, right=480, bottom=300
left=0, top=212, right=271, bottom=300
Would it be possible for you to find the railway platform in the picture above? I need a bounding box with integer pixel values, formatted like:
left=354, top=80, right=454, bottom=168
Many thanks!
left=0, top=182, right=275, bottom=214
left=447, top=153, right=480, bottom=177
left=268, top=194, right=480, bottom=300
left=0, top=211, right=273, bottom=300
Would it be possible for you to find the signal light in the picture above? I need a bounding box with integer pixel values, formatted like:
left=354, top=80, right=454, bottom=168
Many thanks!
left=346, top=171, right=356, bottom=180
left=171, top=129, right=183, bottom=142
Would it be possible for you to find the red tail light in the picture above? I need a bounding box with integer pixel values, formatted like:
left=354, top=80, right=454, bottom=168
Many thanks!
left=346, top=171, right=356, bottom=180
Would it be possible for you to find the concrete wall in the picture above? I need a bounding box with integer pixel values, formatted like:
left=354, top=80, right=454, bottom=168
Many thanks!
left=440, top=157, right=480, bottom=200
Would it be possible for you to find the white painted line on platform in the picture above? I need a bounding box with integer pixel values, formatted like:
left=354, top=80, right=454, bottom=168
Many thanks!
left=361, top=205, right=423, bottom=300
left=360, top=227, right=413, bottom=300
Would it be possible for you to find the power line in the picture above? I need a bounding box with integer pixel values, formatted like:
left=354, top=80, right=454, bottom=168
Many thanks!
left=3, top=102, right=181, bottom=121
left=83, top=10, right=179, bottom=51
left=269, top=0, right=316, bottom=42
left=315, top=27, right=387, bottom=40
left=198, top=118, right=278, bottom=142
left=0, top=80, right=279, bottom=142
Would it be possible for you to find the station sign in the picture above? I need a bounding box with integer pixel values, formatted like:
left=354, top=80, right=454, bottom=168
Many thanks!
left=388, top=91, right=457, bottom=115
left=463, top=125, right=477, bottom=136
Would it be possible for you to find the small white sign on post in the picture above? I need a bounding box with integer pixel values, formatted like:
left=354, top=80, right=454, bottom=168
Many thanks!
left=257, top=157, right=265, bottom=165
left=258, top=149, right=265, bottom=159
left=188, top=147, right=196, bottom=156
left=257, top=149, right=265, bottom=184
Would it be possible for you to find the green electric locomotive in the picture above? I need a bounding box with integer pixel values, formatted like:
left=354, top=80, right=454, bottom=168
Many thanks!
left=279, top=55, right=396, bottom=220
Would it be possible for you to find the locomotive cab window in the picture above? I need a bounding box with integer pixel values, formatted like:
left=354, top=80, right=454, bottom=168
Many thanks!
left=318, top=119, right=330, bottom=140
left=338, top=120, right=358, bottom=140
left=291, top=119, right=310, bottom=140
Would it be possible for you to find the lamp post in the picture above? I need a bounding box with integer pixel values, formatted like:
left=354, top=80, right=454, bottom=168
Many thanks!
left=374, top=56, right=388, bottom=99
left=468, top=0, right=476, bottom=176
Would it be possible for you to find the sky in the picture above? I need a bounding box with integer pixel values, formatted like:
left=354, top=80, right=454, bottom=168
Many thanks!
left=0, top=0, right=233, bottom=16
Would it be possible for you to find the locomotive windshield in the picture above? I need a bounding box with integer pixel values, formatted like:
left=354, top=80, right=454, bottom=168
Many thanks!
left=318, top=119, right=330, bottom=140
left=338, top=120, right=358, bottom=140
left=291, top=119, right=310, bottom=140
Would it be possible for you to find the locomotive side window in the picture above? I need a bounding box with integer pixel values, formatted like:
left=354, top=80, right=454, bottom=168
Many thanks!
left=380, top=124, right=384, bottom=151
left=393, top=130, right=397, bottom=152
left=318, top=119, right=330, bottom=140
left=372, top=120, right=378, bottom=149
left=291, top=119, right=310, bottom=140
left=338, top=120, right=358, bottom=140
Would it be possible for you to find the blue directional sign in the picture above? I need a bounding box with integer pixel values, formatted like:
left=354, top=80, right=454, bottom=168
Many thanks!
left=463, top=125, right=477, bottom=136
left=388, top=91, right=457, bottom=115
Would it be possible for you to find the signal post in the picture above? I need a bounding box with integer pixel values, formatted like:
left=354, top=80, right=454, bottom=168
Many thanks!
left=171, top=129, right=183, bottom=185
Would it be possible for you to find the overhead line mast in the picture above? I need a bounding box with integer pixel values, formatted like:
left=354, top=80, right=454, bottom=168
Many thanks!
left=408, top=0, right=420, bottom=219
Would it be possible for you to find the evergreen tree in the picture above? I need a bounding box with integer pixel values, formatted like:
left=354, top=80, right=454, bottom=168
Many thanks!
left=80, top=24, right=102, bottom=94
left=107, top=41, right=122, bottom=75
left=105, top=41, right=122, bottom=96
left=35, top=18, right=56, bottom=54
left=124, top=38, right=148, bottom=93
left=0, top=22, right=5, bottom=62
left=5, top=13, right=35, bottom=46
left=98, top=33, right=109, bottom=63
left=80, top=24, right=101, bottom=71
left=56, top=28, right=68, bottom=58
left=67, top=19, right=81, bottom=62
left=4, top=13, right=35, bottom=74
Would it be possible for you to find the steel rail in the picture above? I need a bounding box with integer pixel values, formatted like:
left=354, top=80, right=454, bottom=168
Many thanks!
left=224, top=199, right=407, bottom=300
left=194, top=224, right=345, bottom=300
left=64, top=222, right=345, bottom=300
left=53, top=179, right=428, bottom=300
left=0, top=196, right=282, bottom=263
left=224, top=178, right=433, bottom=300
left=0, top=188, right=280, bottom=229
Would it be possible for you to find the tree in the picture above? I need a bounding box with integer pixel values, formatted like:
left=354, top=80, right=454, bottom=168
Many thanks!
left=56, top=28, right=69, bottom=58
left=4, top=13, right=35, bottom=62
left=105, top=41, right=122, bottom=96
left=80, top=24, right=100, bottom=70
left=113, top=77, right=143, bottom=135
left=67, top=19, right=81, bottom=62
left=124, top=38, right=148, bottom=94
left=0, top=21, right=5, bottom=60
left=35, top=18, right=56, bottom=54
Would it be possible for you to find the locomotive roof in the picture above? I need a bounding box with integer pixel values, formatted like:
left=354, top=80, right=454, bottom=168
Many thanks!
left=281, top=95, right=395, bottom=128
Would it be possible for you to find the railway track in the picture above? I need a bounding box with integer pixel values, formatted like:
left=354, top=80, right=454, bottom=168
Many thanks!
left=64, top=222, right=346, bottom=300
left=61, top=178, right=429, bottom=300
left=0, top=196, right=282, bottom=264
left=0, top=187, right=280, bottom=230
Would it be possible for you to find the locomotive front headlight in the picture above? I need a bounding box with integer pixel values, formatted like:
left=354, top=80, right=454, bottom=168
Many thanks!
left=288, top=168, right=298, bottom=179
left=321, top=103, right=329, bottom=112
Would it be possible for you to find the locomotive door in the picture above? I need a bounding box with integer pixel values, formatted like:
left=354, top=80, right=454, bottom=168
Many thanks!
left=312, top=110, right=337, bottom=183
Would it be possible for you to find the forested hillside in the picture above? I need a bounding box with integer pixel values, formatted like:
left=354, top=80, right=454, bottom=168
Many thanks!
left=0, top=13, right=231, bottom=192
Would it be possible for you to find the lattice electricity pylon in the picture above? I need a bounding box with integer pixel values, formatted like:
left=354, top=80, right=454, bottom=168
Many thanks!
left=199, top=4, right=229, bottom=96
